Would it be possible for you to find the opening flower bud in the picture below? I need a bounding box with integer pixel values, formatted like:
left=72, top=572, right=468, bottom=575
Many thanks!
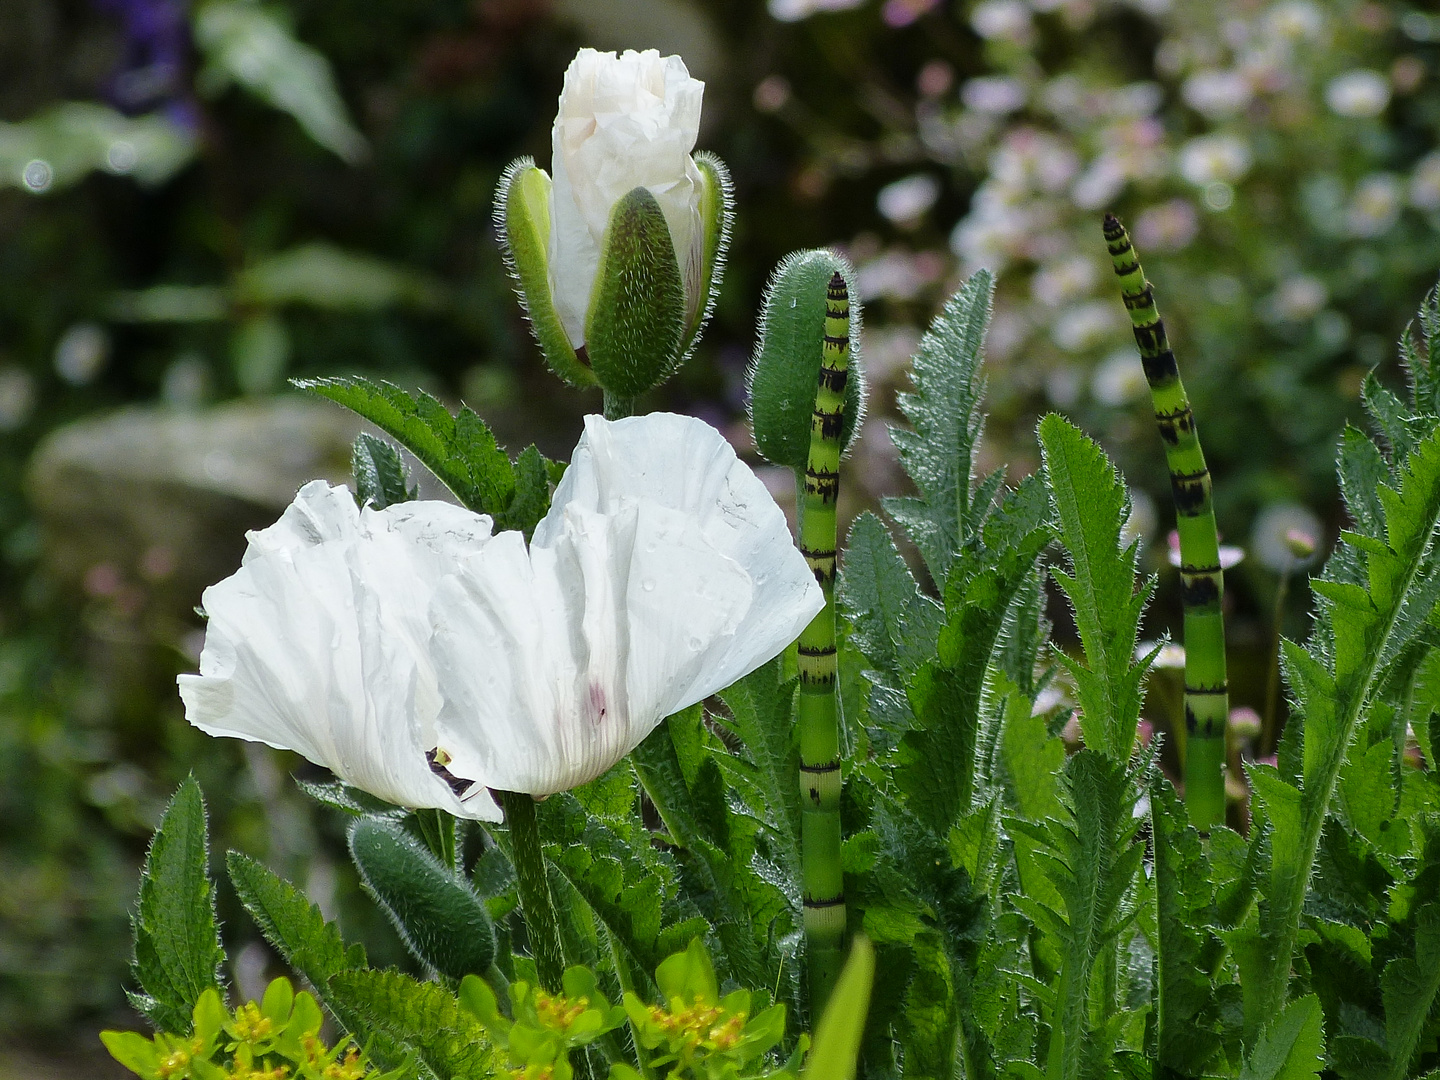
left=494, top=49, right=732, bottom=401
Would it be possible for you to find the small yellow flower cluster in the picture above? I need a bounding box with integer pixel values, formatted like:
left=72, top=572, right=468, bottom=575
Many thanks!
left=532, top=990, right=591, bottom=1032
left=102, top=980, right=403, bottom=1080
left=646, top=997, right=748, bottom=1054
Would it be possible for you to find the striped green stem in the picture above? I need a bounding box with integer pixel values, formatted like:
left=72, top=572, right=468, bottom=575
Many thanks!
left=797, top=271, right=849, bottom=1018
left=1103, top=214, right=1228, bottom=831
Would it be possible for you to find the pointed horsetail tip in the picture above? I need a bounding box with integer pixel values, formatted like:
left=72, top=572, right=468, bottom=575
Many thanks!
left=749, top=250, right=866, bottom=471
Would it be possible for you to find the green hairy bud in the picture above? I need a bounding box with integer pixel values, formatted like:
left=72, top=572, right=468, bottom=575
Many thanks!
left=748, top=248, right=866, bottom=471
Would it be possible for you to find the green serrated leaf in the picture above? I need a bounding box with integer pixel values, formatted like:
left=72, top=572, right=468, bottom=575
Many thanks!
left=296, top=376, right=514, bottom=516
left=130, top=777, right=225, bottom=1033
left=1381, top=903, right=1440, bottom=1080
left=837, top=511, right=943, bottom=680
left=1240, top=994, right=1325, bottom=1080
left=352, top=432, right=416, bottom=510
left=328, top=969, right=496, bottom=1080
left=1038, top=414, right=1152, bottom=762
left=882, top=269, right=994, bottom=582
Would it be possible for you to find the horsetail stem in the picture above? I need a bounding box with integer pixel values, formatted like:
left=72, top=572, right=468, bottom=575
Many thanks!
left=797, top=271, right=849, bottom=1017
left=1103, top=215, right=1228, bottom=831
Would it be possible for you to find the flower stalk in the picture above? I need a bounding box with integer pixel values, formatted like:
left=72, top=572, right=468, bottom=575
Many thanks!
left=497, top=789, right=566, bottom=993
left=1103, top=214, right=1228, bottom=830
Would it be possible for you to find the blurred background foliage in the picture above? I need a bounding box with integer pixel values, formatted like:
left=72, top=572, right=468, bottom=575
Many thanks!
left=3, top=0, right=1440, bottom=1068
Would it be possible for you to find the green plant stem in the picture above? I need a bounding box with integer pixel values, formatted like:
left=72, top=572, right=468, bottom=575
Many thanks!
left=796, top=271, right=850, bottom=1019
left=497, top=790, right=565, bottom=992
left=1260, top=564, right=1292, bottom=757
left=412, top=808, right=458, bottom=871
left=602, top=392, right=635, bottom=420
left=1104, top=215, right=1228, bottom=831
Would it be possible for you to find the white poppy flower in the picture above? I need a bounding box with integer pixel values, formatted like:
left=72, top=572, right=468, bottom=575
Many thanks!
left=177, top=481, right=503, bottom=819
left=549, top=48, right=705, bottom=348
left=179, top=412, right=821, bottom=814
left=429, top=412, right=824, bottom=796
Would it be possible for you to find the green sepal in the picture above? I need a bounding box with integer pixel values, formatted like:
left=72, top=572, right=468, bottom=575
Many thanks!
left=494, top=158, right=594, bottom=388
left=585, top=185, right=687, bottom=399
left=682, top=151, right=734, bottom=354
left=348, top=816, right=496, bottom=981
left=748, top=248, right=865, bottom=470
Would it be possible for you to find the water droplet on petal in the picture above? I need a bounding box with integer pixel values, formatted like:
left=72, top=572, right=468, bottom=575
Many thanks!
left=642, top=579, right=656, bottom=591
left=688, top=636, right=703, bottom=650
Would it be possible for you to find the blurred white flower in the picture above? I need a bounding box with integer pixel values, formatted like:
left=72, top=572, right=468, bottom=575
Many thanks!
left=962, top=76, right=1028, bottom=115
left=53, top=322, right=110, bottom=386
left=1325, top=69, right=1390, bottom=118
left=1266, top=275, right=1328, bottom=321
left=856, top=249, right=943, bottom=301
left=0, top=366, right=36, bottom=431
left=1071, top=154, right=1127, bottom=210
left=181, top=413, right=823, bottom=811
left=548, top=49, right=705, bottom=348
left=1183, top=70, right=1253, bottom=119
left=1265, top=0, right=1324, bottom=42
left=860, top=324, right=922, bottom=385
left=991, top=128, right=1081, bottom=193
left=1138, top=640, right=1186, bottom=670
left=1250, top=502, right=1323, bottom=572
left=1107, top=82, right=1164, bottom=120
left=1052, top=301, right=1118, bottom=352
left=1134, top=199, right=1200, bottom=252
left=1091, top=350, right=1149, bottom=406
left=1347, top=173, right=1402, bottom=237
left=428, top=413, right=822, bottom=796
left=767, top=0, right=865, bottom=20
left=876, top=173, right=941, bottom=225
left=1409, top=151, right=1440, bottom=210
left=1122, top=487, right=1156, bottom=547
left=1178, top=134, right=1252, bottom=186
left=1031, top=254, right=1098, bottom=307
left=971, top=0, right=1033, bottom=43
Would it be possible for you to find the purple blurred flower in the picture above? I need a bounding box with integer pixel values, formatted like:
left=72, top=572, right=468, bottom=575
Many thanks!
left=94, top=0, right=198, bottom=130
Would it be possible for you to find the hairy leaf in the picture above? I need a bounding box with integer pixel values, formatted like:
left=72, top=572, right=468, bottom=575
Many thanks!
left=883, top=269, right=995, bottom=581
left=1240, top=995, right=1325, bottom=1080
left=130, top=777, right=225, bottom=1033
left=328, top=969, right=495, bottom=1080
left=1038, top=414, right=1152, bottom=762
left=352, top=432, right=415, bottom=509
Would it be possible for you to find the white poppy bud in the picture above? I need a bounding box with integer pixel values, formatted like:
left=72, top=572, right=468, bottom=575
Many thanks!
left=495, top=49, right=732, bottom=403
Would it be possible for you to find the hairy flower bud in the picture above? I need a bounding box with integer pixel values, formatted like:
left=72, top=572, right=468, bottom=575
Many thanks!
left=495, top=49, right=732, bottom=403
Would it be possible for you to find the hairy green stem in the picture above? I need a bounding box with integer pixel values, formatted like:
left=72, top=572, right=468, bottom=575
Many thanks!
left=412, top=808, right=458, bottom=871
left=797, top=271, right=850, bottom=1018
left=1260, top=564, right=1292, bottom=757
left=1104, top=215, right=1228, bottom=831
left=497, top=790, right=566, bottom=992
left=602, top=392, right=636, bottom=420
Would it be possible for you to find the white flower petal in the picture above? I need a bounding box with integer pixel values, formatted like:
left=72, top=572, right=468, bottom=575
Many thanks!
left=178, top=481, right=501, bottom=820
left=434, top=412, right=822, bottom=796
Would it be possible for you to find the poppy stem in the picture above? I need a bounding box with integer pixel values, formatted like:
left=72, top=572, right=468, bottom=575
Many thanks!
left=497, top=789, right=566, bottom=992
left=603, top=391, right=635, bottom=420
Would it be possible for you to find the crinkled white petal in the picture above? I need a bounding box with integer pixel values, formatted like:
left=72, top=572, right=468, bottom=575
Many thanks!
left=177, top=481, right=502, bottom=821
left=432, top=413, right=823, bottom=796
left=548, top=48, right=705, bottom=347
